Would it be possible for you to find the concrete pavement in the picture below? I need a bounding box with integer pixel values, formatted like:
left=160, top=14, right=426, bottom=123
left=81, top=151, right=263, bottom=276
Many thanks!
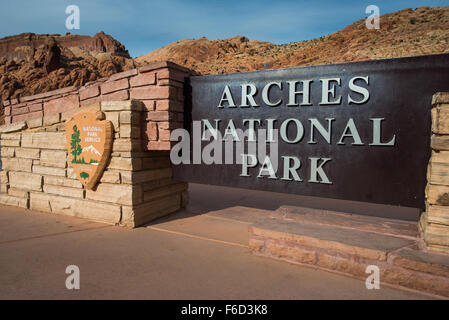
left=0, top=184, right=433, bottom=299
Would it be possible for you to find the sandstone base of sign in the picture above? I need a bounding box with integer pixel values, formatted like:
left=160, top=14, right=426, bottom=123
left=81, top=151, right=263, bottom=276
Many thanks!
left=0, top=100, right=188, bottom=228
left=249, top=206, right=449, bottom=298
left=420, top=92, right=449, bottom=254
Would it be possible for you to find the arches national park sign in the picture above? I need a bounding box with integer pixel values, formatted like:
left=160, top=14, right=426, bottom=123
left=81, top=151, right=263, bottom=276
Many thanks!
left=65, top=110, right=113, bottom=189
left=172, top=54, right=449, bottom=210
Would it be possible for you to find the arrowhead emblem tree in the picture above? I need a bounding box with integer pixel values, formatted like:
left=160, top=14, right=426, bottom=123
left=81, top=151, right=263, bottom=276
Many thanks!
left=70, top=125, right=83, bottom=163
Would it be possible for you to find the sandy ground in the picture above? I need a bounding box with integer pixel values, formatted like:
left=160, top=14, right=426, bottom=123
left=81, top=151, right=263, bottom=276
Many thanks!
left=0, top=184, right=431, bottom=299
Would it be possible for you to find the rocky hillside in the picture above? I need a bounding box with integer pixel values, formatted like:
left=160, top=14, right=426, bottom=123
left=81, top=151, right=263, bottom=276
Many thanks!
left=1, top=6, right=449, bottom=103
left=136, top=6, right=449, bottom=74
left=0, top=32, right=135, bottom=101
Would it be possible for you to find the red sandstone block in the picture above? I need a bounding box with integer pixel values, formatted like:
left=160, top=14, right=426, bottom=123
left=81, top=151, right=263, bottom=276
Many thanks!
left=157, top=69, right=188, bottom=82
left=13, top=111, right=43, bottom=122
left=100, top=78, right=129, bottom=94
left=249, top=238, right=265, bottom=254
left=80, top=96, right=101, bottom=107
left=130, top=86, right=173, bottom=100
left=155, top=100, right=170, bottom=111
left=146, top=111, right=169, bottom=121
left=158, top=121, right=184, bottom=130
left=101, top=89, right=129, bottom=101
left=138, top=63, right=171, bottom=73
left=44, top=95, right=79, bottom=116
left=266, top=240, right=318, bottom=265
left=85, top=78, right=107, bottom=87
left=159, top=128, right=171, bottom=141
left=130, top=72, right=156, bottom=87
left=141, top=100, right=155, bottom=111
left=156, top=99, right=183, bottom=112
left=28, top=103, right=43, bottom=112
left=79, top=85, right=100, bottom=100
left=108, top=69, right=138, bottom=81
left=158, top=79, right=184, bottom=88
left=381, top=263, right=449, bottom=297
left=146, top=122, right=158, bottom=141
left=11, top=106, right=29, bottom=115
left=147, top=141, right=172, bottom=150
left=20, top=86, right=78, bottom=102
left=4, top=116, right=11, bottom=124
left=2, top=100, right=10, bottom=107
left=43, top=95, right=62, bottom=102
left=316, top=252, right=367, bottom=277
left=388, top=246, right=449, bottom=278
left=4, top=107, right=11, bottom=116
left=157, top=121, right=170, bottom=130
left=157, top=69, right=170, bottom=80
left=10, top=98, right=19, bottom=105
left=249, top=219, right=414, bottom=261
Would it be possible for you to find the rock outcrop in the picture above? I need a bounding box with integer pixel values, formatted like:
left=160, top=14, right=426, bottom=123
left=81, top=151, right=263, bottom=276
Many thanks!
left=0, top=31, right=130, bottom=61
left=0, top=32, right=134, bottom=101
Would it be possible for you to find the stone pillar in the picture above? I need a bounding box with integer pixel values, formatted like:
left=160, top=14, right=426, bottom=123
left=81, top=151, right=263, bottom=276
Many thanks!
left=0, top=100, right=188, bottom=228
left=420, top=92, right=449, bottom=254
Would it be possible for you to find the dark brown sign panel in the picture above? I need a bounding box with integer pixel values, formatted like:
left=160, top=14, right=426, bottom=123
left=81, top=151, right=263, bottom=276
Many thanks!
left=173, top=54, right=449, bottom=209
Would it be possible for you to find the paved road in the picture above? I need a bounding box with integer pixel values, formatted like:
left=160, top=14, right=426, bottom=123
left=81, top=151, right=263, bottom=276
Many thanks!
left=0, top=185, right=431, bottom=299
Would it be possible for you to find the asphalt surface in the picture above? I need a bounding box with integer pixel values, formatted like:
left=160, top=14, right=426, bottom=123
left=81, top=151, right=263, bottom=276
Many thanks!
left=0, top=184, right=432, bottom=299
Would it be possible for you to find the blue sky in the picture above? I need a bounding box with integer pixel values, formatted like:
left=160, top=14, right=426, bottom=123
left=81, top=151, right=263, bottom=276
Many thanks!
left=0, top=0, right=448, bottom=58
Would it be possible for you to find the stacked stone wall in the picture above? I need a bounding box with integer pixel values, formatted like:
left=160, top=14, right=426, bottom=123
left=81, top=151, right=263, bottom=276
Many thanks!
left=0, top=100, right=188, bottom=227
left=1, top=61, right=194, bottom=151
left=420, top=92, right=449, bottom=253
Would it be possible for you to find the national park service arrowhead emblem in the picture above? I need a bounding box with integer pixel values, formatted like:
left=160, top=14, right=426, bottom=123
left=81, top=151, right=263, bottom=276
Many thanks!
left=65, top=110, right=113, bottom=189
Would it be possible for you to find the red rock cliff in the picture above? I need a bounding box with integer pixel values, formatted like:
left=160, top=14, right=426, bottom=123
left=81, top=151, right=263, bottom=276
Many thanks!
left=0, top=31, right=130, bottom=61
